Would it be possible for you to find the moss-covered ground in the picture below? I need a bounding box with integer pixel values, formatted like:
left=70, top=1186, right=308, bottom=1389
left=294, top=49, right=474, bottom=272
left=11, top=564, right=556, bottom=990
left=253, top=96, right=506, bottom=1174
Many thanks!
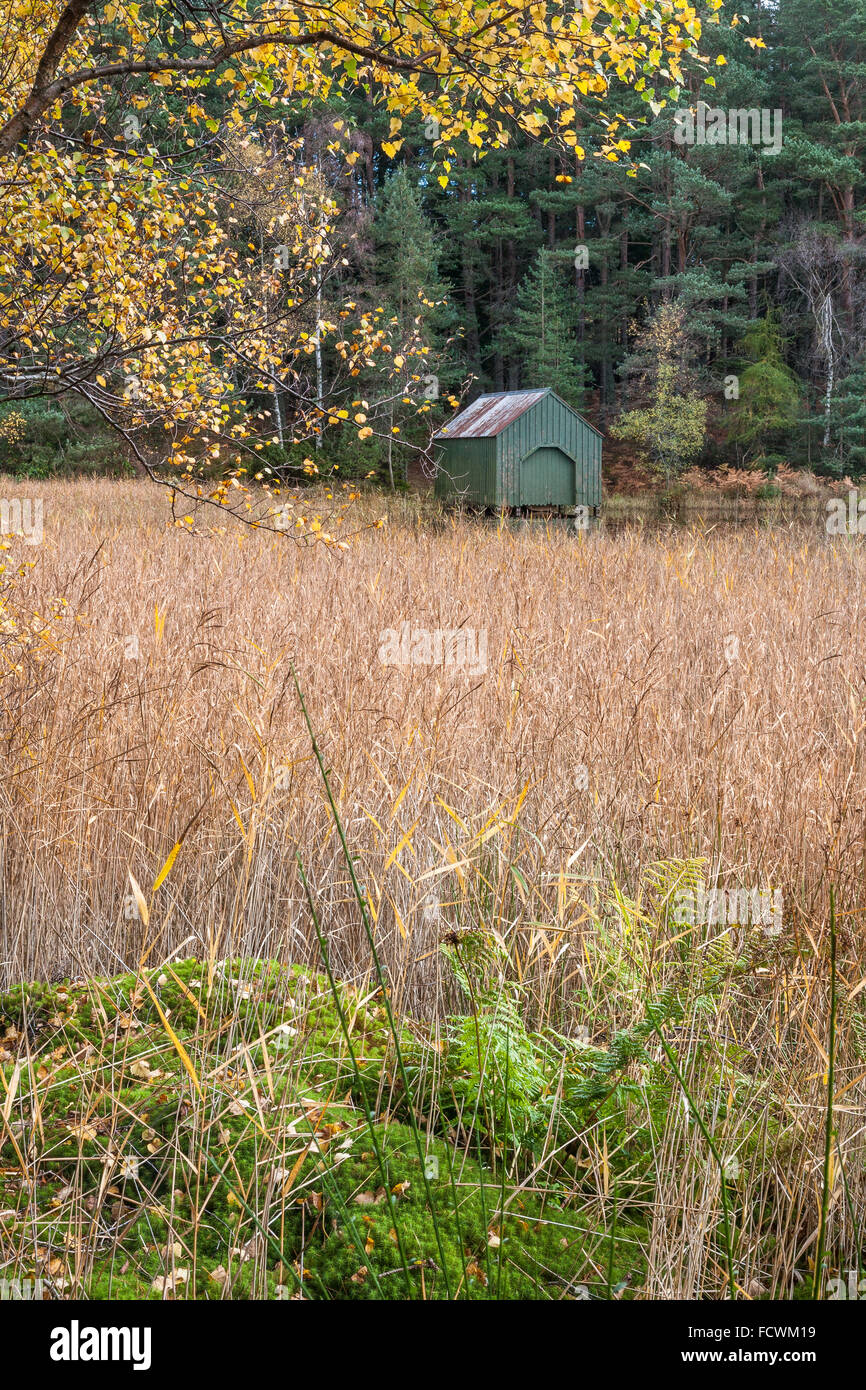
left=0, top=959, right=647, bottom=1300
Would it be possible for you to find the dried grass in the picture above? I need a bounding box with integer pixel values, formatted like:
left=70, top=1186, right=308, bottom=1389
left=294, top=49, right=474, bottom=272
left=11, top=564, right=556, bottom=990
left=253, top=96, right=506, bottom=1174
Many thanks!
left=1, top=477, right=864, bottom=1296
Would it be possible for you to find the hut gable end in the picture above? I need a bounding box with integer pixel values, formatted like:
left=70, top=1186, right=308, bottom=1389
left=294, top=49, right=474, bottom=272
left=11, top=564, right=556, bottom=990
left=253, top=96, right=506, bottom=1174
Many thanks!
left=433, top=389, right=602, bottom=512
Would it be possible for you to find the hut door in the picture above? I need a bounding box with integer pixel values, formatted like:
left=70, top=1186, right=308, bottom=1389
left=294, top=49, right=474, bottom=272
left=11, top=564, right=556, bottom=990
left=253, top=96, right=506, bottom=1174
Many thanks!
left=520, top=447, right=575, bottom=506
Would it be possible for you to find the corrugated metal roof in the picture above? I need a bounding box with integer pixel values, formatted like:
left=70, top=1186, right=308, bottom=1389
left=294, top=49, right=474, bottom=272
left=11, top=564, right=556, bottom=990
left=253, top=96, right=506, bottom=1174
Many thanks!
left=433, top=389, right=550, bottom=439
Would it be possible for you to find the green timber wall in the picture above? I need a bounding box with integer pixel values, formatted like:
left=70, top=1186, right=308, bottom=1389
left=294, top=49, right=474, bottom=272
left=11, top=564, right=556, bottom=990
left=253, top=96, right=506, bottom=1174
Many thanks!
left=434, top=435, right=497, bottom=505
left=498, top=393, right=601, bottom=508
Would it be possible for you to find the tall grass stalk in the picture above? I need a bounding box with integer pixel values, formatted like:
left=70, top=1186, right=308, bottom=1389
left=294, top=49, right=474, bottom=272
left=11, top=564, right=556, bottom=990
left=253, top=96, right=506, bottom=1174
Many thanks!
left=814, top=887, right=837, bottom=1300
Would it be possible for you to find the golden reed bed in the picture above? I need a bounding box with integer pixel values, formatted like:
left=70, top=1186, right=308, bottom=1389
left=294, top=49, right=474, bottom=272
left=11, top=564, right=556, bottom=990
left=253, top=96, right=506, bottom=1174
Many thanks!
left=1, top=478, right=865, bottom=1296
left=2, top=480, right=862, bottom=986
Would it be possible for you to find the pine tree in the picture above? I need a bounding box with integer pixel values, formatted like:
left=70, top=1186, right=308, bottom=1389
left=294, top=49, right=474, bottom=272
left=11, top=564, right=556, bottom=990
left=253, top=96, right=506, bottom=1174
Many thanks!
left=831, top=355, right=866, bottom=476
left=372, top=169, right=456, bottom=486
left=726, top=310, right=801, bottom=464
left=500, top=248, right=586, bottom=407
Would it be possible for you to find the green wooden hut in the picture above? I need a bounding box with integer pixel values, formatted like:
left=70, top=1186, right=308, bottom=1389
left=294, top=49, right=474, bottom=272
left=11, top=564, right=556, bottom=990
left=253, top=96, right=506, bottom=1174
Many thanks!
left=433, top=388, right=602, bottom=512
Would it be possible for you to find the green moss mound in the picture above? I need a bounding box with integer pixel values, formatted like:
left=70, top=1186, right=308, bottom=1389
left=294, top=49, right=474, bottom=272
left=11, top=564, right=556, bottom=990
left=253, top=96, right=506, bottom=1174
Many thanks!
left=0, top=959, right=647, bottom=1300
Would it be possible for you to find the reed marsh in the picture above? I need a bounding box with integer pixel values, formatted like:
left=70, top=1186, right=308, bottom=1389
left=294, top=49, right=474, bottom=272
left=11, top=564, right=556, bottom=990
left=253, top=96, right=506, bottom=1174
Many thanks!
left=0, top=478, right=864, bottom=1300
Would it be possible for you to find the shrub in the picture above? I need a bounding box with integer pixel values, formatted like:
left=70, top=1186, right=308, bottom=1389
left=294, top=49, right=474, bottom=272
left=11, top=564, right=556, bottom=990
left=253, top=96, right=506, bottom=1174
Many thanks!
left=0, top=398, right=127, bottom=477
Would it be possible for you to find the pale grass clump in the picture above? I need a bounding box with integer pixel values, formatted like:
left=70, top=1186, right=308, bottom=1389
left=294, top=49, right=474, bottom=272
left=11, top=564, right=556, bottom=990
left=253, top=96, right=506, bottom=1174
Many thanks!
left=0, top=476, right=864, bottom=1298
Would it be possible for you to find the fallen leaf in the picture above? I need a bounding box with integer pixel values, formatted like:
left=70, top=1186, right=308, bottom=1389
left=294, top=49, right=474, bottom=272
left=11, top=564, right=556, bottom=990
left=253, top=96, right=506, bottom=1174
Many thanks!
left=152, top=1267, right=189, bottom=1295
left=354, top=1187, right=386, bottom=1207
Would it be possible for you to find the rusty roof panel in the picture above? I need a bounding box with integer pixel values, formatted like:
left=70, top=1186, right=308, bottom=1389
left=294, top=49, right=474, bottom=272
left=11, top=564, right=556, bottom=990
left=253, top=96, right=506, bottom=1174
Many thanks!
left=433, top=389, right=550, bottom=439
